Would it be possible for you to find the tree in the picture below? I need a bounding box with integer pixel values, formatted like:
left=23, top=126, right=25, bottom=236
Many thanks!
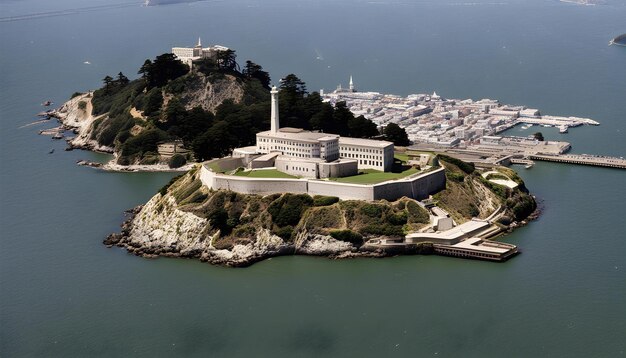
left=143, top=53, right=189, bottom=88
left=384, top=123, right=410, bottom=146
left=533, top=132, right=544, bottom=141
left=192, top=121, right=236, bottom=161
left=280, top=74, right=307, bottom=97
left=102, top=75, right=114, bottom=91
left=143, top=88, right=163, bottom=118
left=216, top=49, right=238, bottom=72
left=138, top=59, right=153, bottom=79
left=348, top=115, right=379, bottom=138
left=243, top=60, right=271, bottom=89
left=117, top=72, right=129, bottom=86
left=331, top=101, right=352, bottom=136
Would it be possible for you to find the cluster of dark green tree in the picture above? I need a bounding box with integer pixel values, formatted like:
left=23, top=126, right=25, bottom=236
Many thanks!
left=88, top=50, right=410, bottom=165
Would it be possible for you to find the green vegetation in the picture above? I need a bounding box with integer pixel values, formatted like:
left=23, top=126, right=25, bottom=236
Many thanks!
left=84, top=48, right=384, bottom=166
left=383, top=123, right=410, bottom=146
left=233, top=169, right=298, bottom=179
left=168, top=154, right=187, bottom=168
left=77, top=101, right=87, bottom=110
left=438, top=154, right=475, bottom=174
left=313, top=195, right=339, bottom=206
left=156, top=171, right=442, bottom=249
left=267, top=194, right=314, bottom=228
left=431, top=155, right=536, bottom=224
left=406, top=201, right=430, bottom=224
left=329, top=230, right=363, bottom=245
left=331, top=167, right=418, bottom=184
left=159, top=173, right=184, bottom=196
left=394, top=152, right=410, bottom=163
left=533, top=132, right=545, bottom=141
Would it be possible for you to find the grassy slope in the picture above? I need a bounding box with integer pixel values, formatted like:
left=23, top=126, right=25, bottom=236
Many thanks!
left=330, top=168, right=418, bottom=184
left=159, top=167, right=432, bottom=249
left=233, top=169, right=298, bottom=179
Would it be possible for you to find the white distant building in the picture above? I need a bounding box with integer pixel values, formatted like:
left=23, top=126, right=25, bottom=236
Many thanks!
left=171, top=38, right=229, bottom=67
left=234, top=86, right=395, bottom=178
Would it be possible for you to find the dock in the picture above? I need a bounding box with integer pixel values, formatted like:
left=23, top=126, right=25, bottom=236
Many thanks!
left=528, top=154, right=626, bottom=169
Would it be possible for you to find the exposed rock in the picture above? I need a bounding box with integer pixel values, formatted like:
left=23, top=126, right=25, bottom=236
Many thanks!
left=48, top=93, right=114, bottom=153
left=179, top=73, right=245, bottom=113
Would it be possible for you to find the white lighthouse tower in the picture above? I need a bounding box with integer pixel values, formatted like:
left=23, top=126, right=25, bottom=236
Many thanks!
left=349, top=76, right=354, bottom=92
left=270, top=86, right=279, bottom=133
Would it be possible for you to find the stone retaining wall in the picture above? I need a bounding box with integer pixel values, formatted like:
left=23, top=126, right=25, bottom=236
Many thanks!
left=200, top=165, right=445, bottom=201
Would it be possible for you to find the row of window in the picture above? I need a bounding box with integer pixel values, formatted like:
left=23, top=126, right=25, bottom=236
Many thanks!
left=285, top=165, right=311, bottom=172
left=358, top=160, right=382, bottom=167
left=340, top=146, right=384, bottom=154
left=345, top=153, right=383, bottom=161
left=259, top=138, right=316, bottom=148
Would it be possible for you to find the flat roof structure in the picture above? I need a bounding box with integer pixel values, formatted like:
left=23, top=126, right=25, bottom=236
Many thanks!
left=339, top=137, right=393, bottom=148
left=257, top=129, right=338, bottom=144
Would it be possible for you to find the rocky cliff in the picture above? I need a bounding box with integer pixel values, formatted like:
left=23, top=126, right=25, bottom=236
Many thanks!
left=105, top=162, right=537, bottom=267
left=49, top=92, right=114, bottom=153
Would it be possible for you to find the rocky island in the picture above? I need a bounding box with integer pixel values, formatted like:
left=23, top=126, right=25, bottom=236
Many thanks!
left=47, top=41, right=540, bottom=267
left=104, top=158, right=536, bottom=267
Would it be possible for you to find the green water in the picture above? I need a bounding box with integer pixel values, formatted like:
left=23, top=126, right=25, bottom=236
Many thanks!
left=1, top=0, right=625, bottom=356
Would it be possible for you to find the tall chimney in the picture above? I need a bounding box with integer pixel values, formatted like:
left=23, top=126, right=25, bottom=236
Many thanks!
left=270, top=86, right=279, bottom=133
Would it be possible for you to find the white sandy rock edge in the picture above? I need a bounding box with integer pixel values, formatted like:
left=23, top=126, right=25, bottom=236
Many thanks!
left=50, top=94, right=196, bottom=172
left=50, top=93, right=114, bottom=153
left=104, top=191, right=381, bottom=267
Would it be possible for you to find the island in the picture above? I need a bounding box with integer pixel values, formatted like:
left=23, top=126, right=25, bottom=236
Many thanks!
left=45, top=39, right=625, bottom=267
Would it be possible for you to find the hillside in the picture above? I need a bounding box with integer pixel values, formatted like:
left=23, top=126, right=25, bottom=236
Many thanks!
left=104, top=157, right=537, bottom=267
left=51, top=52, right=385, bottom=169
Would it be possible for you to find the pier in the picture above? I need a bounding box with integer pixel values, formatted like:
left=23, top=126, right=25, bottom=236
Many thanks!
left=528, top=154, right=626, bottom=169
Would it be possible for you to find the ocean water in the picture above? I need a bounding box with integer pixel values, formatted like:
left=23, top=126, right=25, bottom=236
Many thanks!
left=1, top=0, right=625, bottom=356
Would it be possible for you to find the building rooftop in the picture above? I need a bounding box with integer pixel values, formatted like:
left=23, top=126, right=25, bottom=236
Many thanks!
left=257, top=129, right=339, bottom=143
left=338, top=137, right=393, bottom=148
left=451, top=237, right=514, bottom=254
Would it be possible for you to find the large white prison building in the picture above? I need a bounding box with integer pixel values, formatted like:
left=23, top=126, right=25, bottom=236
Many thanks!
left=171, top=38, right=229, bottom=67
left=234, top=86, right=394, bottom=178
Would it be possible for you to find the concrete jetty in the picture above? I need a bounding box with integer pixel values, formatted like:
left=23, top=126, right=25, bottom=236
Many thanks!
left=528, top=154, right=626, bottom=169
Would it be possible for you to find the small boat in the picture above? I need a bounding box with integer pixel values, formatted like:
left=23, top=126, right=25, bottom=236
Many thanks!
left=525, top=164, right=533, bottom=169
left=83, top=61, right=91, bottom=65
left=49, top=149, right=55, bottom=154
left=52, top=133, right=64, bottom=140
left=558, top=125, right=568, bottom=134
left=42, top=100, right=53, bottom=106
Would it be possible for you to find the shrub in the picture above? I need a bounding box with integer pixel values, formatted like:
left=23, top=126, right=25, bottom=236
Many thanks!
left=119, top=128, right=169, bottom=158
left=78, top=101, right=87, bottom=110
left=168, top=154, right=187, bottom=168
left=159, top=174, right=183, bottom=196
left=313, top=195, right=339, bottom=206
left=208, top=208, right=229, bottom=233
left=406, top=201, right=429, bottom=224
left=388, top=211, right=408, bottom=226
left=139, top=153, right=160, bottom=165
left=360, top=203, right=383, bottom=218
left=267, top=194, right=313, bottom=227
left=273, top=225, right=294, bottom=241
left=232, top=225, right=257, bottom=239
left=438, top=155, right=475, bottom=174
left=329, top=230, right=363, bottom=246
left=360, top=224, right=405, bottom=237
left=447, top=171, right=465, bottom=182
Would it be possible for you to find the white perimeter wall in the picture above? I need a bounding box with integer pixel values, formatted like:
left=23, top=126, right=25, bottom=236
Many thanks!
left=200, top=165, right=445, bottom=201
